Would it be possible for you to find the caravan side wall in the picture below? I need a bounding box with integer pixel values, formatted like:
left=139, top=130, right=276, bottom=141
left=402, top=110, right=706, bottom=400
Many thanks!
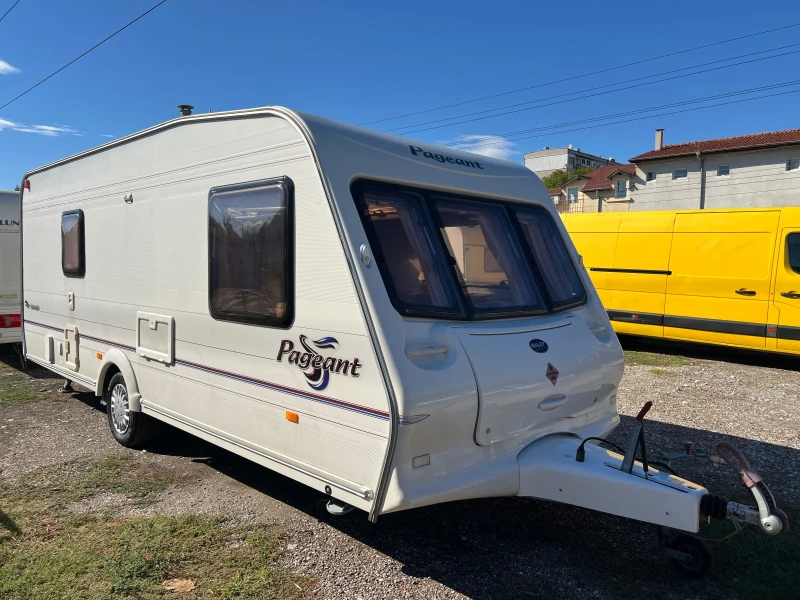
left=21, top=114, right=390, bottom=510
left=0, top=190, right=21, bottom=344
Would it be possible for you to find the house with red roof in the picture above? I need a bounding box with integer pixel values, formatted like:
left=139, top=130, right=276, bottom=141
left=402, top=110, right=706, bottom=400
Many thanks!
left=548, top=127, right=800, bottom=213
left=549, top=163, right=637, bottom=214
left=628, top=128, right=800, bottom=211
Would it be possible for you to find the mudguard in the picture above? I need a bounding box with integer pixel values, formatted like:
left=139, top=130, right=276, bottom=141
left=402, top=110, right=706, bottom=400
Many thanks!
left=94, top=348, right=142, bottom=411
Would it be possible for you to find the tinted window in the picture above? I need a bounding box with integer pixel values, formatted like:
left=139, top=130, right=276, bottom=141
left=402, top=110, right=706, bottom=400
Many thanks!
left=209, top=179, right=292, bottom=327
left=358, top=189, right=462, bottom=314
left=513, top=207, right=585, bottom=309
left=673, top=169, right=688, bottom=180
left=61, top=210, right=85, bottom=277
left=789, top=233, right=800, bottom=275
left=434, top=198, right=545, bottom=314
left=717, top=165, right=730, bottom=176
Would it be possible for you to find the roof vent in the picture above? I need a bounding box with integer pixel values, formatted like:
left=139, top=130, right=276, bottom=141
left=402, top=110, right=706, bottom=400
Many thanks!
left=609, top=157, right=616, bottom=163
left=178, top=104, right=194, bottom=117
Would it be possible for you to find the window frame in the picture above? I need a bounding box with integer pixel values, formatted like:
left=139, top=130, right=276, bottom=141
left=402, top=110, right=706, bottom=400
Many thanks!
left=787, top=159, right=800, bottom=172
left=788, top=232, right=800, bottom=275
left=672, top=169, right=688, bottom=180
left=567, top=186, right=579, bottom=203
left=351, top=179, right=586, bottom=320
left=61, top=209, right=86, bottom=277
left=207, top=176, right=295, bottom=329
left=717, top=165, right=730, bottom=177
left=615, top=180, right=627, bottom=198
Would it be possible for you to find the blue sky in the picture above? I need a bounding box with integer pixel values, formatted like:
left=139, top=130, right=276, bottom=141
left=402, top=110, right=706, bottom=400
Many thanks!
left=1, top=0, right=800, bottom=188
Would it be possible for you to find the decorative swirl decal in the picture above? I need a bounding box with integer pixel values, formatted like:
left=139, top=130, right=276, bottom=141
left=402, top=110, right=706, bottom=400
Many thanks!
left=277, top=335, right=361, bottom=392
left=299, top=335, right=339, bottom=390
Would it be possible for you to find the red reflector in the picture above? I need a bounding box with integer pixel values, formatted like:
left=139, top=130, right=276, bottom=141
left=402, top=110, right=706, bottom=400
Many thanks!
left=23, top=180, right=30, bottom=191
left=632, top=314, right=640, bottom=320
left=0, top=314, right=21, bottom=328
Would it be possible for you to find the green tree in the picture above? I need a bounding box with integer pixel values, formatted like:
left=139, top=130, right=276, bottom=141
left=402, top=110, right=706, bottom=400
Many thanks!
left=541, top=167, right=594, bottom=189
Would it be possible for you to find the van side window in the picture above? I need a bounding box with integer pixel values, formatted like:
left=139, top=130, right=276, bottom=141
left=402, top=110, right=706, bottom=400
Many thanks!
left=788, top=233, right=800, bottom=275
left=61, top=209, right=85, bottom=277
left=513, top=207, right=586, bottom=310
left=208, top=178, right=293, bottom=327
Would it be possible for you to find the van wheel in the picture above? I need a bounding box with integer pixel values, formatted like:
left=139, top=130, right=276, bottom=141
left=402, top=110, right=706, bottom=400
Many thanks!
left=105, top=372, right=155, bottom=448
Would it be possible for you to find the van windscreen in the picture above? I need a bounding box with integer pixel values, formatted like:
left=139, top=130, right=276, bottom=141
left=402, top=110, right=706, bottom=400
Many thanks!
left=433, top=198, right=545, bottom=314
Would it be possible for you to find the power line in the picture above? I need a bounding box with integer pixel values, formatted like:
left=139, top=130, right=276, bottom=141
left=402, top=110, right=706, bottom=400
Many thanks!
left=440, top=86, right=800, bottom=152
left=0, top=0, right=167, bottom=112
left=359, top=22, right=800, bottom=127
left=394, top=48, right=800, bottom=137
left=446, top=81, right=800, bottom=147
left=0, top=0, right=21, bottom=24
left=388, top=43, right=800, bottom=135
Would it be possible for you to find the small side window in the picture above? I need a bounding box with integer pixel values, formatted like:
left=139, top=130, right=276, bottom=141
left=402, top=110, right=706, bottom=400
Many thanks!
left=567, top=187, right=579, bottom=203
left=646, top=171, right=656, bottom=182
left=673, top=169, right=688, bottom=180
left=787, top=159, right=800, bottom=172
left=717, top=165, right=730, bottom=176
left=615, top=180, right=627, bottom=198
left=61, top=209, right=85, bottom=277
left=208, top=178, right=293, bottom=328
left=788, top=233, right=800, bottom=275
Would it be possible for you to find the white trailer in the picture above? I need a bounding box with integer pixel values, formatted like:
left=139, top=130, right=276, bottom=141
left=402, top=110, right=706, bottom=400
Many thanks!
left=0, top=189, right=21, bottom=345
left=18, top=106, right=786, bottom=574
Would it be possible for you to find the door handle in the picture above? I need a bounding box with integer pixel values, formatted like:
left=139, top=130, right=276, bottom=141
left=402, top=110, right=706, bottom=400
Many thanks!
left=781, top=290, right=800, bottom=299
left=735, top=288, right=756, bottom=296
left=538, top=395, right=568, bottom=412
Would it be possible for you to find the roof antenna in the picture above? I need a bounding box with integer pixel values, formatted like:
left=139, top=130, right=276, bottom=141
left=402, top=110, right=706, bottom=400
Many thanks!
left=178, top=104, right=194, bottom=117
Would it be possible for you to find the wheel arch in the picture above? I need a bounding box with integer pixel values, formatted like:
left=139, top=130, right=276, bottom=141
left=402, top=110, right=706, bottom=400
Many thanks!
left=95, top=348, right=142, bottom=412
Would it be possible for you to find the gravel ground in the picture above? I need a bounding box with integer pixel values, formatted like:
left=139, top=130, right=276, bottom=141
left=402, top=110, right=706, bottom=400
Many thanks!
left=1, top=339, right=799, bottom=600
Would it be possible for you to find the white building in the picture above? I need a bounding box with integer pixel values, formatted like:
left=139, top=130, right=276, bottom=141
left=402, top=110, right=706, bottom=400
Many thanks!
left=523, top=146, right=614, bottom=179
left=628, top=128, right=800, bottom=211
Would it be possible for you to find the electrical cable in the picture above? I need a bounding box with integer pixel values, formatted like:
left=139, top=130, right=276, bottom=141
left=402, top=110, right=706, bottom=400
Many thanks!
left=0, top=0, right=20, bottom=25
left=0, top=0, right=168, bottom=111
left=359, top=22, right=800, bottom=126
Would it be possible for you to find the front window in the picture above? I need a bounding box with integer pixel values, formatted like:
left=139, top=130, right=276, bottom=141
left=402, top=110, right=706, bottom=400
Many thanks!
left=357, top=189, right=462, bottom=314
left=615, top=180, right=627, bottom=198
left=435, top=198, right=545, bottom=314
left=208, top=178, right=292, bottom=327
left=352, top=182, right=586, bottom=319
left=789, top=233, right=800, bottom=275
left=567, top=187, right=579, bottom=203
left=514, top=207, right=585, bottom=309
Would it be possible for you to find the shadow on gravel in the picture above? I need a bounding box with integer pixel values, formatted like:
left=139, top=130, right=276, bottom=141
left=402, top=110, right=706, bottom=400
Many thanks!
left=618, top=334, right=800, bottom=371
left=0, top=508, right=21, bottom=535
left=0, top=345, right=62, bottom=380
left=139, top=414, right=798, bottom=600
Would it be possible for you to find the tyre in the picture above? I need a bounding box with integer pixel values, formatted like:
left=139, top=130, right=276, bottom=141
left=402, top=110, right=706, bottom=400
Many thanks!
left=667, top=534, right=713, bottom=578
left=104, top=372, right=156, bottom=448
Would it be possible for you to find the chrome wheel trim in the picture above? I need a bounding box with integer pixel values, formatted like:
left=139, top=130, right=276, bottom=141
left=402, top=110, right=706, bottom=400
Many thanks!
left=110, top=383, right=130, bottom=434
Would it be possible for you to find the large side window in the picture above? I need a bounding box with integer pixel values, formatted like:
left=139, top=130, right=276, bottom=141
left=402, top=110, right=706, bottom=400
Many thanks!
left=208, top=178, right=293, bottom=327
left=61, top=209, right=85, bottom=277
left=513, top=207, right=586, bottom=310
left=788, top=233, right=800, bottom=275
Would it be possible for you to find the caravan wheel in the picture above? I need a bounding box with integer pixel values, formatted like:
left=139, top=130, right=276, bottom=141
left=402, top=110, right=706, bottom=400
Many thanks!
left=104, top=372, right=156, bottom=448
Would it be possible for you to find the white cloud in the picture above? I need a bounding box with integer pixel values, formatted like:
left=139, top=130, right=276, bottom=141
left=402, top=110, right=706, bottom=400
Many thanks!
left=0, top=118, right=81, bottom=137
left=0, top=60, right=20, bottom=75
left=438, top=134, right=517, bottom=161
left=100, top=134, right=115, bottom=138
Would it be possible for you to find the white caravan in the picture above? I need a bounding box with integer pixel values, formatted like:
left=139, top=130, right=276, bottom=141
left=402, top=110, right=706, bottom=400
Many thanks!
left=0, top=190, right=21, bottom=345
left=19, top=106, right=786, bottom=574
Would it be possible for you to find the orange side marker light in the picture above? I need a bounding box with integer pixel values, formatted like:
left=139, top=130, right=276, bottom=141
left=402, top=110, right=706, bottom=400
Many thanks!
left=286, top=411, right=299, bottom=424
left=96, top=352, right=103, bottom=360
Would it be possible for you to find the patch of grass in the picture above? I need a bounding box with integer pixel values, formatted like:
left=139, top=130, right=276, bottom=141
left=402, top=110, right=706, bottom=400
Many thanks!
left=0, top=456, right=306, bottom=600
left=624, top=350, right=692, bottom=367
left=648, top=368, right=670, bottom=377
left=9, top=455, right=173, bottom=511
left=0, top=357, right=64, bottom=406
left=0, top=512, right=304, bottom=600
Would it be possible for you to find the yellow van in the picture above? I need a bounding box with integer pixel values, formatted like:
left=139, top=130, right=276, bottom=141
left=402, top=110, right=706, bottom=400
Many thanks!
left=562, top=208, right=800, bottom=355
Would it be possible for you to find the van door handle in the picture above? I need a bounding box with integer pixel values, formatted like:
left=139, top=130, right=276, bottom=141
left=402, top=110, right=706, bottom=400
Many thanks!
left=538, top=395, right=568, bottom=412
left=781, top=290, right=800, bottom=299
left=735, top=288, right=756, bottom=296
